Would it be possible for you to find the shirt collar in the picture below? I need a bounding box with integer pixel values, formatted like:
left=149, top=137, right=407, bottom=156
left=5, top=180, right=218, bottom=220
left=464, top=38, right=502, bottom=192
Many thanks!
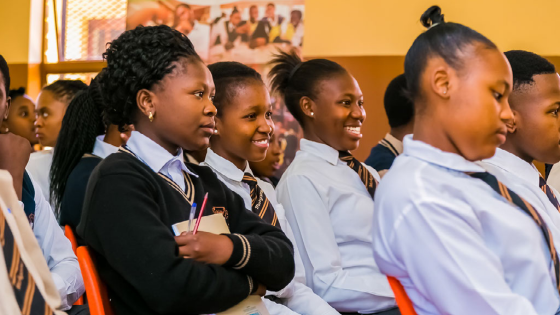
left=403, top=135, right=485, bottom=173
left=203, top=148, right=246, bottom=182
left=300, top=138, right=340, bottom=166
left=384, top=133, right=404, bottom=155
left=92, top=135, right=119, bottom=159
left=483, top=148, right=540, bottom=186
left=125, top=131, right=195, bottom=176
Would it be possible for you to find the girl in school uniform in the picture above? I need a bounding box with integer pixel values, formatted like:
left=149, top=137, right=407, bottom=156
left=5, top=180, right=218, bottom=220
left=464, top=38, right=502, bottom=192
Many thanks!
left=76, top=25, right=294, bottom=315
left=26, top=80, right=88, bottom=203
left=271, top=51, right=397, bottom=314
left=201, top=61, right=339, bottom=315
left=49, top=72, right=130, bottom=232
left=372, top=6, right=560, bottom=315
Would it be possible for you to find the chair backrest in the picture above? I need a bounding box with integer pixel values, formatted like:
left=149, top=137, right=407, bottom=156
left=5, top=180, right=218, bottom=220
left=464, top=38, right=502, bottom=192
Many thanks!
left=64, top=225, right=78, bottom=254
left=387, top=276, right=417, bottom=315
left=64, top=226, right=84, bottom=305
left=77, top=246, right=115, bottom=315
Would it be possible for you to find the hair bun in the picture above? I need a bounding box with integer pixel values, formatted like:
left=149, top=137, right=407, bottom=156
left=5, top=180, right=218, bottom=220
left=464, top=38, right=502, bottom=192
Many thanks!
left=420, top=5, right=445, bottom=29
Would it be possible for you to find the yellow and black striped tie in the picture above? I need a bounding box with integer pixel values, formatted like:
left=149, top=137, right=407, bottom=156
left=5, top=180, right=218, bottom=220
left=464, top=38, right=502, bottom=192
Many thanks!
left=339, top=151, right=378, bottom=199
left=1, top=209, right=54, bottom=315
left=242, top=173, right=279, bottom=227
left=539, top=174, right=560, bottom=212
left=469, top=171, right=560, bottom=294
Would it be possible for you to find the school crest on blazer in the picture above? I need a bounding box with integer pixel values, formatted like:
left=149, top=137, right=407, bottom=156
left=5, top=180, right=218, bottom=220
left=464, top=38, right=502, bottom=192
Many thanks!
left=212, top=206, right=229, bottom=220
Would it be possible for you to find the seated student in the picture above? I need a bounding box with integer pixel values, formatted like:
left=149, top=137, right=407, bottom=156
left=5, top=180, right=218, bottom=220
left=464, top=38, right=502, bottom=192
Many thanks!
left=0, top=55, right=86, bottom=314
left=49, top=72, right=130, bottom=232
left=0, top=169, right=67, bottom=315
left=479, top=50, right=560, bottom=226
left=202, top=61, right=339, bottom=315
left=26, top=79, right=87, bottom=203
left=373, top=6, right=560, bottom=315
left=365, top=74, right=414, bottom=177
left=1, top=87, right=37, bottom=147
left=77, top=25, right=295, bottom=315
left=272, top=51, right=397, bottom=314
left=250, top=131, right=283, bottom=187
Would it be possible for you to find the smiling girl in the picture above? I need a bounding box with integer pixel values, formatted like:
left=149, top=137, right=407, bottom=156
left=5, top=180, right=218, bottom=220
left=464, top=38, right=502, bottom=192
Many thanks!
left=273, top=51, right=397, bottom=314
left=202, top=61, right=339, bottom=315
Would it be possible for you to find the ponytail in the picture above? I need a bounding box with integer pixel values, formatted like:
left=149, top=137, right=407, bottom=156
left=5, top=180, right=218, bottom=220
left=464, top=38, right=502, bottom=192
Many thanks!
left=50, top=75, right=106, bottom=215
left=268, top=49, right=345, bottom=127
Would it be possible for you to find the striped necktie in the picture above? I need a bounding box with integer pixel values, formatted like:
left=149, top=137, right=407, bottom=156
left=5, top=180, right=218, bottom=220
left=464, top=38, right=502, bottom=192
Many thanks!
left=339, top=151, right=378, bottom=199
left=469, top=171, right=560, bottom=293
left=539, top=174, right=560, bottom=212
left=242, top=173, right=279, bottom=227
left=1, top=209, right=54, bottom=315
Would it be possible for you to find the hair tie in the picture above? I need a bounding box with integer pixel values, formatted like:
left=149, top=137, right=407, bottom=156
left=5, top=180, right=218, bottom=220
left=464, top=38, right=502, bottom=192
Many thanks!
left=288, top=62, right=303, bottom=81
left=429, top=22, right=441, bottom=29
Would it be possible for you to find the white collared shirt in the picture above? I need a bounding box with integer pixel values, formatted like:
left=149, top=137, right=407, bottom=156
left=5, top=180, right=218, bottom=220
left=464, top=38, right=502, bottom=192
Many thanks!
left=92, top=135, right=118, bottom=159
left=373, top=136, right=560, bottom=315
left=125, top=131, right=197, bottom=191
left=202, top=148, right=339, bottom=315
left=276, top=139, right=395, bottom=314
left=480, top=148, right=560, bottom=241
left=384, top=133, right=404, bottom=155
left=26, top=149, right=53, bottom=204
left=27, top=173, right=84, bottom=310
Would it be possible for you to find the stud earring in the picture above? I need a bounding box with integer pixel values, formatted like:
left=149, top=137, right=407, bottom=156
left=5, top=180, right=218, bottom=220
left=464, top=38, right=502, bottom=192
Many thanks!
left=443, top=89, right=447, bottom=95
left=310, top=112, right=314, bottom=116
left=148, top=112, right=154, bottom=122
left=213, top=129, right=218, bottom=134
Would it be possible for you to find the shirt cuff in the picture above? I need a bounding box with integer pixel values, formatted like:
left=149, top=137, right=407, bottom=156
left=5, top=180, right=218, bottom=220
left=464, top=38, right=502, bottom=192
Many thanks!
left=51, top=272, right=71, bottom=311
left=223, top=233, right=251, bottom=270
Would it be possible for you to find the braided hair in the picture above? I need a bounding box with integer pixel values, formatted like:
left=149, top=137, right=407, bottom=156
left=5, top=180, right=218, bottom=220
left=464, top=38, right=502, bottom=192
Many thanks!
left=42, top=79, right=88, bottom=105
left=99, top=25, right=199, bottom=130
left=50, top=73, right=106, bottom=215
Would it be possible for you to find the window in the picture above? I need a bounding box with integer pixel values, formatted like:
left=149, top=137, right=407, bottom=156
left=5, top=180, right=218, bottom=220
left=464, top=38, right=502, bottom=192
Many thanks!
left=42, top=0, right=127, bottom=84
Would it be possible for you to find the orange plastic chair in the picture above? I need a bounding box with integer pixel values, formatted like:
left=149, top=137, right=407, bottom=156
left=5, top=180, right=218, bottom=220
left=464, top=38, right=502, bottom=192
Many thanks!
left=64, top=225, right=78, bottom=254
left=387, top=276, right=417, bottom=315
left=64, top=226, right=84, bottom=305
left=77, top=246, right=115, bottom=315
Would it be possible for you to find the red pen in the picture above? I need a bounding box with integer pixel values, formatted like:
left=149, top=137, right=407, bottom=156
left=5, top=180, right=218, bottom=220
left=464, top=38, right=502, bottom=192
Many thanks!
left=192, top=192, right=208, bottom=235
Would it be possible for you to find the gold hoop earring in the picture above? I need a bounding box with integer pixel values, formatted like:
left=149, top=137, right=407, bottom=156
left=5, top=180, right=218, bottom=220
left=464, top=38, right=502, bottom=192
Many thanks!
left=148, top=112, right=154, bottom=122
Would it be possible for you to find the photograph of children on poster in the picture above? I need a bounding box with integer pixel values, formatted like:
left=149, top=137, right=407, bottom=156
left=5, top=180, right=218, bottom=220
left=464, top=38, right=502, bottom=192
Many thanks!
left=126, top=0, right=305, bottom=64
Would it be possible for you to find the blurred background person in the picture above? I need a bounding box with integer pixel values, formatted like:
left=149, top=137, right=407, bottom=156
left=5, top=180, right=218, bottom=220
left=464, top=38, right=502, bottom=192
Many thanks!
left=1, top=87, right=37, bottom=147
left=126, top=0, right=178, bottom=29
left=27, top=80, right=87, bottom=204
left=279, top=10, right=304, bottom=47
left=247, top=5, right=260, bottom=38
left=251, top=3, right=284, bottom=48
left=212, top=7, right=249, bottom=51
left=174, top=3, right=210, bottom=60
